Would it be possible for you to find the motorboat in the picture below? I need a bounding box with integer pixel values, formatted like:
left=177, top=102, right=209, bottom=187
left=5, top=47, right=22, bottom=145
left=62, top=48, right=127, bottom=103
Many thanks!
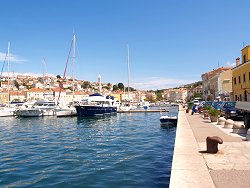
left=118, top=102, right=137, bottom=112
left=138, top=101, right=150, bottom=110
left=0, top=106, right=16, bottom=117
left=160, top=115, right=178, bottom=126
left=74, top=93, right=117, bottom=116
left=15, top=100, right=56, bottom=117
left=54, top=104, right=77, bottom=117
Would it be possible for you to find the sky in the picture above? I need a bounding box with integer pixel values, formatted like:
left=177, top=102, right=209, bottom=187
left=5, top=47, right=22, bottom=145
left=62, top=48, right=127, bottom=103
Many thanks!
left=1, top=0, right=250, bottom=90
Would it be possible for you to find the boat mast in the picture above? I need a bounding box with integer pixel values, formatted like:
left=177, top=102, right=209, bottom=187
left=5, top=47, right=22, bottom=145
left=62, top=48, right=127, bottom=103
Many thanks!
left=127, top=45, right=130, bottom=102
left=72, top=34, right=76, bottom=104
left=57, top=36, right=74, bottom=105
left=42, top=58, right=46, bottom=99
left=7, top=42, right=10, bottom=107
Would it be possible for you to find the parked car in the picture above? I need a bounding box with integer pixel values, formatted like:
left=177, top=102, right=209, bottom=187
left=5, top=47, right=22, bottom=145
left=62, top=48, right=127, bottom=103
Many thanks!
left=211, top=101, right=224, bottom=111
left=221, top=101, right=244, bottom=120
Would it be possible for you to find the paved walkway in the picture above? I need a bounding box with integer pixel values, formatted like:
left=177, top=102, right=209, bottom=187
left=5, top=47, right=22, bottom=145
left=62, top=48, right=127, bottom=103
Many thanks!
left=170, top=107, right=250, bottom=188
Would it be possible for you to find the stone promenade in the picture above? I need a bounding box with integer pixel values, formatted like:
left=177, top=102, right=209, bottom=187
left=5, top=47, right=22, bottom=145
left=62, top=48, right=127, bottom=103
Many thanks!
left=170, top=107, right=250, bottom=188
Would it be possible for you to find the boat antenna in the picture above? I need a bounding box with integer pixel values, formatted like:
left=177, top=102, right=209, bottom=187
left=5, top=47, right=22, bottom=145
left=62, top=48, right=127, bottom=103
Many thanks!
left=0, top=50, right=7, bottom=104
left=7, top=42, right=10, bottom=107
left=42, top=58, right=48, bottom=99
left=127, top=44, right=130, bottom=102
left=72, top=34, right=76, bottom=104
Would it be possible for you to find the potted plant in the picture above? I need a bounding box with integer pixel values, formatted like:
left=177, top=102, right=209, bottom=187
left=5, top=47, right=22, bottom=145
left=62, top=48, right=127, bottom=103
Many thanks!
left=185, top=102, right=193, bottom=113
left=208, top=108, right=220, bottom=122
left=203, top=105, right=211, bottom=119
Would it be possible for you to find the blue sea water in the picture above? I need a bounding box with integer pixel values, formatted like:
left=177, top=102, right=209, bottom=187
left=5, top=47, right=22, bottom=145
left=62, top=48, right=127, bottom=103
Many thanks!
left=0, top=110, right=177, bottom=188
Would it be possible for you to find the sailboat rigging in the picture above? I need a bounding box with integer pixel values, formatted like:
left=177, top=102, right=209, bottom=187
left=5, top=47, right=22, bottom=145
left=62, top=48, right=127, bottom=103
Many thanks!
left=57, top=36, right=74, bottom=103
left=118, top=45, right=137, bottom=112
left=127, top=45, right=130, bottom=102
left=55, top=34, right=77, bottom=117
left=0, top=42, right=16, bottom=116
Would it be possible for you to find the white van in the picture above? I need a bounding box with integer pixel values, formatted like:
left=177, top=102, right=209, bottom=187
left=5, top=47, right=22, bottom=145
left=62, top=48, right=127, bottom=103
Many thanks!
left=193, top=100, right=200, bottom=105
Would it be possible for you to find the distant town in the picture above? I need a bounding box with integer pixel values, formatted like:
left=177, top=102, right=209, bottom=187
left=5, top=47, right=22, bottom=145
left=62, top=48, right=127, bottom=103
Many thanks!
left=1, top=45, right=250, bottom=105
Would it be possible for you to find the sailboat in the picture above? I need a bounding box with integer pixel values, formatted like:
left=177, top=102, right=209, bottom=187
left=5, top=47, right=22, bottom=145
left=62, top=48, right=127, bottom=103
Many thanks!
left=118, top=45, right=137, bottom=112
left=0, top=42, right=16, bottom=117
left=55, top=34, right=77, bottom=117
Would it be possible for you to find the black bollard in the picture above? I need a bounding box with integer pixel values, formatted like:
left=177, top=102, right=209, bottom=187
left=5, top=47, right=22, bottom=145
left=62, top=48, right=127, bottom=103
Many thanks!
left=206, top=136, right=223, bottom=154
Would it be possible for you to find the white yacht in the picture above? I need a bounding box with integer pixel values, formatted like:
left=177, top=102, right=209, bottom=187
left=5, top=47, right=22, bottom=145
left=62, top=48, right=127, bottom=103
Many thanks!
left=74, top=93, right=117, bottom=116
left=15, top=100, right=56, bottom=117
left=54, top=103, right=77, bottom=117
left=0, top=106, right=15, bottom=117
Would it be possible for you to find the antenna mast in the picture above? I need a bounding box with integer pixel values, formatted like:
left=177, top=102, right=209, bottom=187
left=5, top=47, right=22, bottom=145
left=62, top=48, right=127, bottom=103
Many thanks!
left=127, top=45, right=130, bottom=101
left=72, top=34, right=76, bottom=104
left=7, top=42, right=10, bottom=107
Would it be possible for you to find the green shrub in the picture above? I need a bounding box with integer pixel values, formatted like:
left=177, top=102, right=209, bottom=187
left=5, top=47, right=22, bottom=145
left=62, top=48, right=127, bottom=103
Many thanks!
left=208, top=108, right=220, bottom=116
left=203, top=105, right=212, bottom=111
left=188, top=102, right=193, bottom=109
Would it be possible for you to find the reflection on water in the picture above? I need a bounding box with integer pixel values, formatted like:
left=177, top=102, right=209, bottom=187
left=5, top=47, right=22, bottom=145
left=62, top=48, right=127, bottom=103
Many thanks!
left=0, top=111, right=177, bottom=187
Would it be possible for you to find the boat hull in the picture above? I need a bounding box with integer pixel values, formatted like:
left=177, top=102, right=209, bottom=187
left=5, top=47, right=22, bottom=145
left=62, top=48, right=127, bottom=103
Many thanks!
left=160, top=116, right=178, bottom=126
left=15, top=109, right=55, bottom=117
left=0, top=109, right=15, bottom=117
left=75, top=105, right=117, bottom=116
left=55, top=108, right=77, bottom=117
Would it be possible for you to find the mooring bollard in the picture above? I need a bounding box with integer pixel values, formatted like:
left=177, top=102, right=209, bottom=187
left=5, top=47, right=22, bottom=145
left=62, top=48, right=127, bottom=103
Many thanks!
left=206, top=136, right=223, bottom=153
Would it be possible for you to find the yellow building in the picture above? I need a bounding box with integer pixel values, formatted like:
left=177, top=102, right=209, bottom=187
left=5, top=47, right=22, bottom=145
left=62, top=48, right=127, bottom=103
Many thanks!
left=232, top=46, right=250, bottom=101
left=0, top=91, right=8, bottom=104
left=219, top=69, right=233, bottom=100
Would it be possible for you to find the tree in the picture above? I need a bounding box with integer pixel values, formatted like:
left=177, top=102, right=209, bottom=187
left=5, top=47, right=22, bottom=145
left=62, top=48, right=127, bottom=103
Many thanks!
left=102, top=86, right=109, bottom=90
left=107, top=83, right=111, bottom=90
left=37, top=77, right=44, bottom=83
left=145, top=95, right=156, bottom=103
left=81, top=81, right=90, bottom=89
left=125, top=87, right=136, bottom=92
left=117, top=83, right=124, bottom=90
left=193, top=93, right=202, bottom=99
left=155, top=90, right=164, bottom=101
left=156, top=92, right=163, bottom=101
left=14, top=80, right=19, bottom=90
left=113, top=85, right=118, bottom=91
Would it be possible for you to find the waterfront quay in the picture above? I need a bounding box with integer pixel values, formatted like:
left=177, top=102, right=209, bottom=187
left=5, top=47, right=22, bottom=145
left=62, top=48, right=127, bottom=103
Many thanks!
left=170, top=107, right=250, bottom=188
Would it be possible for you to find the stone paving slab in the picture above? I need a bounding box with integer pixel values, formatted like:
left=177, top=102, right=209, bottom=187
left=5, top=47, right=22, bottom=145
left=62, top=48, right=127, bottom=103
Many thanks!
left=170, top=109, right=215, bottom=188
left=171, top=169, right=215, bottom=188
left=210, top=170, right=250, bottom=188
left=186, top=113, right=243, bottom=142
left=170, top=108, right=250, bottom=188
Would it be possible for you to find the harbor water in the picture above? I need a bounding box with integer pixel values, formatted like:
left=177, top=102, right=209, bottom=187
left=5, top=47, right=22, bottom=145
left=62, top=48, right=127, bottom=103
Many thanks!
left=0, top=109, right=177, bottom=187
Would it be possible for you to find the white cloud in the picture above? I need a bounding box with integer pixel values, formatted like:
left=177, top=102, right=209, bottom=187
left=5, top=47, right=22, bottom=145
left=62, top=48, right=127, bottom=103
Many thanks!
left=225, top=61, right=235, bottom=67
left=1, top=72, right=56, bottom=78
left=133, top=77, right=198, bottom=90
left=0, top=52, right=27, bottom=63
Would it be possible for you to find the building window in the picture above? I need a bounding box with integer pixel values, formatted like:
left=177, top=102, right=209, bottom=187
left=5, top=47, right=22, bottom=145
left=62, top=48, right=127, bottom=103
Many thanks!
left=234, top=77, right=236, bottom=85
left=249, top=72, right=250, bottom=81
left=244, top=90, right=247, bottom=101
left=235, top=95, right=237, bottom=101
left=240, top=94, right=242, bottom=101
left=238, top=76, right=241, bottom=84
left=244, top=55, right=246, bottom=63
left=243, top=74, right=246, bottom=82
